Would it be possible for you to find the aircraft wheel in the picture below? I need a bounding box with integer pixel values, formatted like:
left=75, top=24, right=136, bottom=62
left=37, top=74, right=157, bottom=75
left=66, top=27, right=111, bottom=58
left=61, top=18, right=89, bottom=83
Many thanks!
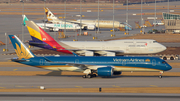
left=87, top=74, right=92, bottom=78
left=159, top=75, right=162, bottom=79
left=92, top=74, right=97, bottom=77
left=82, top=75, right=86, bottom=78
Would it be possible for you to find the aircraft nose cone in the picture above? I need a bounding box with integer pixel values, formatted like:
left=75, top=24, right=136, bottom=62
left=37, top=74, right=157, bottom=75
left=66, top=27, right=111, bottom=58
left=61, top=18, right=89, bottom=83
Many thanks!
left=162, top=46, right=167, bottom=51
left=166, top=64, right=172, bottom=71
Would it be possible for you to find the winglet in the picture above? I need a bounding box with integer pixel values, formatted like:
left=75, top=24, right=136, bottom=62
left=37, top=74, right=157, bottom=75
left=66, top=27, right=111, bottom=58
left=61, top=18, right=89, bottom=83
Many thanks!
left=22, top=15, right=29, bottom=26
left=8, top=35, right=35, bottom=59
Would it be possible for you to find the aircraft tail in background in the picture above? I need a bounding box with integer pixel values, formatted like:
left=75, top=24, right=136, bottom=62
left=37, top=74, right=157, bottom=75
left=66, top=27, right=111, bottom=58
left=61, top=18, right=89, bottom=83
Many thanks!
left=44, top=7, right=59, bottom=22
left=8, top=35, right=35, bottom=59
left=22, top=15, right=29, bottom=26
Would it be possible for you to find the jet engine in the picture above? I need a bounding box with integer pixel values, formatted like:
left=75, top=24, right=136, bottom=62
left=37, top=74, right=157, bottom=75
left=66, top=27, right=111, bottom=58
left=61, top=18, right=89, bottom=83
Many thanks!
left=49, top=28, right=59, bottom=32
left=83, top=25, right=96, bottom=30
left=97, top=67, right=113, bottom=76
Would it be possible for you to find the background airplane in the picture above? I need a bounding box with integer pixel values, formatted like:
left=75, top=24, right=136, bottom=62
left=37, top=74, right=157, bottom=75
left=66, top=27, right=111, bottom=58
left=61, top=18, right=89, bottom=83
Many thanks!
left=44, top=7, right=132, bottom=31
left=9, top=35, right=172, bottom=78
left=25, top=20, right=166, bottom=56
left=23, top=15, right=81, bottom=32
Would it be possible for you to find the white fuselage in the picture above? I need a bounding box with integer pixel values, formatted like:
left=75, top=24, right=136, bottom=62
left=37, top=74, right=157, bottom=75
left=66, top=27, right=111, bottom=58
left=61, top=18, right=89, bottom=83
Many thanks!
left=58, top=39, right=166, bottom=56
left=36, top=23, right=81, bottom=30
left=49, top=19, right=125, bottom=29
left=71, top=19, right=125, bottom=28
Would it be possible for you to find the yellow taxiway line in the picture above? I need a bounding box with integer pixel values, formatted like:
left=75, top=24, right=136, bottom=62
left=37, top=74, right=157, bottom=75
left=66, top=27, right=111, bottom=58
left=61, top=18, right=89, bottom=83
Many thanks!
left=0, top=87, right=180, bottom=93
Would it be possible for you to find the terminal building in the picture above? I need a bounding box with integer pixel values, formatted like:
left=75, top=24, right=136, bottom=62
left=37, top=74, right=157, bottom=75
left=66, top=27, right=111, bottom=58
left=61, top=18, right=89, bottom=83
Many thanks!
left=162, top=12, right=180, bottom=33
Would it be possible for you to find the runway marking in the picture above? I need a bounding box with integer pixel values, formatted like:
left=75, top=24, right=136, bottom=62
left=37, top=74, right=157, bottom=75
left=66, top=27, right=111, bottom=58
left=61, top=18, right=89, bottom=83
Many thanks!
left=112, top=85, right=120, bottom=88
left=75, top=86, right=83, bottom=88
left=150, top=85, right=158, bottom=87
left=13, top=69, right=17, bottom=71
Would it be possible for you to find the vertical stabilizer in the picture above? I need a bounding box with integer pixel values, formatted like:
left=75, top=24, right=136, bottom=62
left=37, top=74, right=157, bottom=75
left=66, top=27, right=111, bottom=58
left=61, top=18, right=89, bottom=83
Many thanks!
left=26, top=21, right=72, bottom=54
left=8, top=35, right=35, bottom=59
left=44, top=7, right=58, bottom=21
left=22, top=15, right=29, bottom=26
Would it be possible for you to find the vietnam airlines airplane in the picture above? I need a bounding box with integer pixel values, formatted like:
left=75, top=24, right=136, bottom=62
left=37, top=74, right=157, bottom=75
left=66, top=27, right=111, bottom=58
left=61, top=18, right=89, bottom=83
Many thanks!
left=9, top=35, right=172, bottom=78
left=25, top=20, right=166, bottom=56
left=44, top=7, right=132, bottom=30
left=22, top=15, right=81, bottom=32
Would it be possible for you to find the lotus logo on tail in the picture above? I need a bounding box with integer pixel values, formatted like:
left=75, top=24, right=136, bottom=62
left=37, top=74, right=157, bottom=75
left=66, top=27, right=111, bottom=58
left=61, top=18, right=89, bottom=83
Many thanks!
left=15, top=43, right=34, bottom=59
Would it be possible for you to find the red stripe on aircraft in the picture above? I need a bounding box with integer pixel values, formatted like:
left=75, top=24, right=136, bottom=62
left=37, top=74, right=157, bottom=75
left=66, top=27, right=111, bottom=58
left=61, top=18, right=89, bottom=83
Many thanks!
left=39, top=27, right=72, bottom=54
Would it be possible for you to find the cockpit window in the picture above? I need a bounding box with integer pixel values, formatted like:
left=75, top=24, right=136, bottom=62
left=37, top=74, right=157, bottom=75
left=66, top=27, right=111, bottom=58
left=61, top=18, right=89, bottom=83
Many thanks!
left=153, top=41, right=158, bottom=43
left=162, top=61, right=166, bottom=64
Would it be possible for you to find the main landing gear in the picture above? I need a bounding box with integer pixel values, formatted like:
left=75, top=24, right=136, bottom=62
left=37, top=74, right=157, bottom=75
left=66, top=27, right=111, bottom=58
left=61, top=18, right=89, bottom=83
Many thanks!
left=159, top=71, right=163, bottom=79
left=82, top=74, right=97, bottom=78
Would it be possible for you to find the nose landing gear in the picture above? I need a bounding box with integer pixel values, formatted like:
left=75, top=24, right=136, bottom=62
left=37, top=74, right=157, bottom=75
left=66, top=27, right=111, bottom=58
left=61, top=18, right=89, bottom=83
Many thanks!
left=159, top=71, right=163, bottom=78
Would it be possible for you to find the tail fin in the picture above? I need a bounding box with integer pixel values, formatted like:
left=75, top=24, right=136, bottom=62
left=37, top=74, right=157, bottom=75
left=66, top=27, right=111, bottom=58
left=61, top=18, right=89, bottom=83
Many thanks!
left=22, top=15, right=29, bottom=26
left=26, top=20, right=72, bottom=54
left=8, top=35, right=35, bottom=59
left=44, top=7, right=58, bottom=21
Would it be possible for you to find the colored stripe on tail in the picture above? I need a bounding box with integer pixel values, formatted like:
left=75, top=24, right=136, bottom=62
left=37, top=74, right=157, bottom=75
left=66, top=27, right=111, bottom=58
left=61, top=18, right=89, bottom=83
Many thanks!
left=8, top=35, right=35, bottom=59
left=26, top=21, right=72, bottom=54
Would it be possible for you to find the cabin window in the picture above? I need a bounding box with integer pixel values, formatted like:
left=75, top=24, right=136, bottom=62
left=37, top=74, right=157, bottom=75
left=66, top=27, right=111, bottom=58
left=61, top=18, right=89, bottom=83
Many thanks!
left=153, top=41, right=157, bottom=43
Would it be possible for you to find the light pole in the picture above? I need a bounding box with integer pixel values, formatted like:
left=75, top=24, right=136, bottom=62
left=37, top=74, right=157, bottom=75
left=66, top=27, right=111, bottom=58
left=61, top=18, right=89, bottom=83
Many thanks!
left=141, top=0, right=144, bottom=34
left=64, top=0, right=66, bottom=36
left=97, top=0, right=99, bottom=33
left=113, top=0, right=114, bottom=35
left=80, top=0, right=82, bottom=35
left=44, top=0, right=46, bottom=32
left=168, top=0, right=169, bottom=13
left=126, top=0, right=128, bottom=34
left=154, top=0, right=156, bottom=29
left=168, top=0, right=169, bottom=19
left=21, top=0, right=24, bottom=42
left=5, top=33, right=7, bottom=51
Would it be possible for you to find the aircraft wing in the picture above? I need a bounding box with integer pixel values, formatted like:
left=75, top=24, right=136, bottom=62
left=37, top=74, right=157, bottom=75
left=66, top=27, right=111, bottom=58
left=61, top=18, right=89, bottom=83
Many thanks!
left=57, top=49, right=125, bottom=56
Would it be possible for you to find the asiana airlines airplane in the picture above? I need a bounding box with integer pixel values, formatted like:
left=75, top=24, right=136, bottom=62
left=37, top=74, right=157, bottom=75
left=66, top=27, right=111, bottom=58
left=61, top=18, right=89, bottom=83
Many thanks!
left=24, top=20, right=166, bottom=56
left=9, top=35, right=171, bottom=78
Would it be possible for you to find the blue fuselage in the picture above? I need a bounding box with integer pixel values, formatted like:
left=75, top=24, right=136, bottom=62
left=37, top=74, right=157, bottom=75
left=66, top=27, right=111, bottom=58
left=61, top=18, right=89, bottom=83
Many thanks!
left=15, top=56, right=172, bottom=72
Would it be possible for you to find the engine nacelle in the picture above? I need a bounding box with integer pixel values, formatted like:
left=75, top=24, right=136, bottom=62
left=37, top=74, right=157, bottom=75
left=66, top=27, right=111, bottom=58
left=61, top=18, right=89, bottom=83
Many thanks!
left=49, top=28, right=59, bottom=32
left=105, top=52, right=115, bottom=56
left=83, top=25, right=95, bottom=30
left=85, top=51, right=94, bottom=56
left=97, top=67, right=113, bottom=77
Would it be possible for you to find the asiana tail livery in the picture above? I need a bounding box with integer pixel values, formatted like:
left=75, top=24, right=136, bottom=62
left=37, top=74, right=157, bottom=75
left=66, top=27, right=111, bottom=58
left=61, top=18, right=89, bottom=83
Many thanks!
left=24, top=20, right=166, bottom=56
left=9, top=35, right=171, bottom=78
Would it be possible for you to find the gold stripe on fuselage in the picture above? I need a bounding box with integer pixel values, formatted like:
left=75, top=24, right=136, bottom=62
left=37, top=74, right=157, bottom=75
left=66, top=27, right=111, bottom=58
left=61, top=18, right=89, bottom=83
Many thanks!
left=36, top=65, right=162, bottom=72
